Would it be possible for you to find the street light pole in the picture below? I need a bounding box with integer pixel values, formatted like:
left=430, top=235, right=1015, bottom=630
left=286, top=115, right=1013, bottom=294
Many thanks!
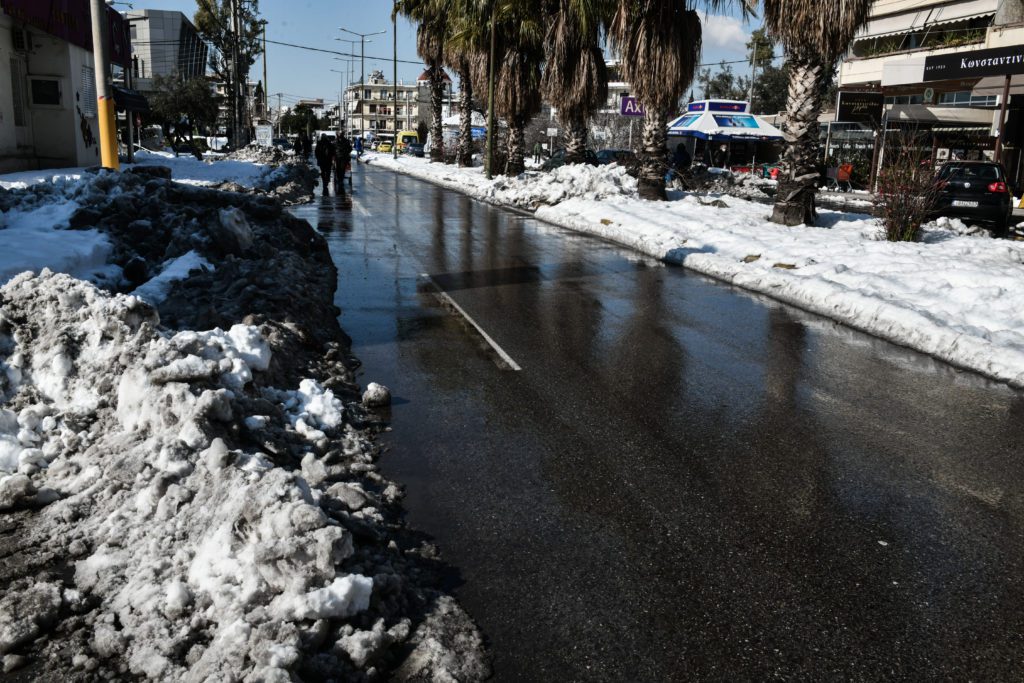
left=330, top=69, right=345, bottom=131
left=339, top=27, right=386, bottom=145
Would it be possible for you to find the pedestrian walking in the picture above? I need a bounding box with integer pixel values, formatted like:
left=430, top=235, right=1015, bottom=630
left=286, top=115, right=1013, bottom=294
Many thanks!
left=713, top=143, right=728, bottom=169
left=532, top=141, right=543, bottom=164
left=315, top=134, right=336, bottom=195
left=354, top=136, right=363, bottom=161
left=335, top=134, right=353, bottom=189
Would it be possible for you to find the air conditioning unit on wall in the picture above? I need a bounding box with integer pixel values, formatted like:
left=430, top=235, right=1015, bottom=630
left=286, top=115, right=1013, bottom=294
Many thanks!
left=11, top=26, right=32, bottom=53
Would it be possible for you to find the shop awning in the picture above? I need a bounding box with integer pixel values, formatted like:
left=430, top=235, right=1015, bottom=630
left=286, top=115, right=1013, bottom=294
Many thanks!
left=887, top=104, right=995, bottom=126
left=855, top=0, right=996, bottom=39
left=113, top=86, right=149, bottom=113
left=667, top=108, right=784, bottom=141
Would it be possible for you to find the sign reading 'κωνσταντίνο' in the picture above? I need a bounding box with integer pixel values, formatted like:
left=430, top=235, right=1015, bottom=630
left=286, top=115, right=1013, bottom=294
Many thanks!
left=924, top=45, right=1024, bottom=81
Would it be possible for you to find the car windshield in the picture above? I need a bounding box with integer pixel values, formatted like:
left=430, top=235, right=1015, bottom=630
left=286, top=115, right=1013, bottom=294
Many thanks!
left=938, top=164, right=1002, bottom=181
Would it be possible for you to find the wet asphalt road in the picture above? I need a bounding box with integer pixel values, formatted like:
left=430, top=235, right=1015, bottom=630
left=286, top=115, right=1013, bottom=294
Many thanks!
left=291, top=164, right=1024, bottom=681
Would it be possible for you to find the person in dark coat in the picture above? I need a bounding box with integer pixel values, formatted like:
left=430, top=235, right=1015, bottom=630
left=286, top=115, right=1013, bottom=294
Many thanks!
left=335, top=134, right=353, bottom=188
left=713, top=143, right=729, bottom=168
left=672, top=144, right=691, bottom=172
left=315, top=134, right=336, bottom=194
left=354, top=136, right=364, bottom=160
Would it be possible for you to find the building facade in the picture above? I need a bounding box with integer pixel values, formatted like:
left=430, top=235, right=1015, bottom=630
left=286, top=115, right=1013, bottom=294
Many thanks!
left=0, top=0, right=129, bottom=172
left=838, top=0, right=1024, bottom=178
left=344, top=68, right=453, bottom=140
left=124, top=9, right=207, bottom=92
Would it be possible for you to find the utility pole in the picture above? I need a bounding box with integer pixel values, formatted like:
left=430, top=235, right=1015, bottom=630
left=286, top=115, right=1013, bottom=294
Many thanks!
left=339, top=27, right=386, bottom=145
left=89, top=0, right=119, bottom=169
left=261, top=20, right=268, bottom=121
left=393, top=0, right=398, bottom=159
left=229, top=0, right=240, bottom=148
left=274, top=92, right=282, bottom=135
left=485, top=0, right=497, bottom=179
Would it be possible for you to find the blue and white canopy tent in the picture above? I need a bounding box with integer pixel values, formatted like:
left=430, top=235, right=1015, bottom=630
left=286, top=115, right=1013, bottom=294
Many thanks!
left=667, top=100, right=785, bottom=141
left=667, top=100, right=785, bottom=172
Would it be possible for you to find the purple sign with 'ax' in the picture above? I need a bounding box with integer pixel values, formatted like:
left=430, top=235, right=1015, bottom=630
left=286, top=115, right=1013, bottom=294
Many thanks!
left=620, top=97, right=646, bottom=117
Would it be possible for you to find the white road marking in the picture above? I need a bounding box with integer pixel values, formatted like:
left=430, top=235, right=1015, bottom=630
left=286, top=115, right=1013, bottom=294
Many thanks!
left=420, top=273, right=522, bottom=372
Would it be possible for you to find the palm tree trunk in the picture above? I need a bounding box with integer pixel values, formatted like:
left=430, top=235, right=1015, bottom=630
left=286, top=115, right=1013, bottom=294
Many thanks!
left=505, top=115, right=526, bottom=176
left=457, top=63, right=473, bottom=167
left=562, top=115, right=587, bottom=164
left=771, top=56, right=825, bottom=226
left=638, top=108, right=668, bottom=201
left=430, top=67, right=445, bottom=162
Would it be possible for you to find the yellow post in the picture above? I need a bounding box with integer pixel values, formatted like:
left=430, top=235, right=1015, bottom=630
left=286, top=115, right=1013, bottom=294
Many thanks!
left=90, top=0, right=120, bottom=170
left=98, top=95, right=119, bottom=169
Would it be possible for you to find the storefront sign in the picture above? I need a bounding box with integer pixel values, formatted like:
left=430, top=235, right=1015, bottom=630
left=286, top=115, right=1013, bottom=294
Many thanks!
left=620, top=97, right=645, bottom=117
left=255, top=125, right=273, bottom=147
left=836, top=91, right=884, bottom=124
left=688, top=100, right=747, bottom=113
left=924, top=44, right=1024, bottom=81
left=0, top=0, right=129, bottom=67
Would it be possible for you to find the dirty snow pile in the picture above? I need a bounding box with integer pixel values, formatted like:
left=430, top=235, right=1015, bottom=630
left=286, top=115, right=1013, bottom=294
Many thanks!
left=0, top=170, right=488, bottom=680
left=0, top=148, right=299, bottom=193
left=0, top=182, right=113, bottom=285
left=369, top=155, right=1024, bottom=387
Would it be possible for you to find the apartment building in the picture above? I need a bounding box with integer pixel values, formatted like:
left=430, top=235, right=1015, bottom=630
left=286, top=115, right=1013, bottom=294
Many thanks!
left=343, top=68, right=453, bottom=140
left=124, top=9, right=207, bottom=91
left=838, top=0, right=1024, bottom=177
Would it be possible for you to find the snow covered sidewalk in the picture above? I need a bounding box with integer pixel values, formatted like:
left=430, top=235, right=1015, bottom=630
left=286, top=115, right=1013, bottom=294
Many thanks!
left=365, top=153, right=1024, bottom=388
left=0, top=149, right=276, bottom=191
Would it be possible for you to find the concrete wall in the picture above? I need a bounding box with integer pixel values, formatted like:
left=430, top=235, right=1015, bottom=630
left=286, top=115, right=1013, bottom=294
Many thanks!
left=0, top=11, right=101, bottom=171
left=0, top=13, right=21, bottom=170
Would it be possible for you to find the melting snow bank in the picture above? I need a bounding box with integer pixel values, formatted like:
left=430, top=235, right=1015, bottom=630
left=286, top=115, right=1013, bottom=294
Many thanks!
left=368, top=154, right=1024, bottom=388
left=0, top=169, right=488, bottom=680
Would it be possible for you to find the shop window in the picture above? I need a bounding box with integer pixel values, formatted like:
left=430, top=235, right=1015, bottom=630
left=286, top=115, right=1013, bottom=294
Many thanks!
left=938, top=91, right=998, bottom=108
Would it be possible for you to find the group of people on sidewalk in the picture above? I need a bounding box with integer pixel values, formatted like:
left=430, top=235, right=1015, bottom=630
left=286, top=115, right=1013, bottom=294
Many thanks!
left=313, top=133, right=357, bottom=195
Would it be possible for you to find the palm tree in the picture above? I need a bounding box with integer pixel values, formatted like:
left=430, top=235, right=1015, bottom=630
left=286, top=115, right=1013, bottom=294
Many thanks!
left=494, top=5, right=545, bottom=176
left=395, top=0, right=451, bottom=162
left=762, top=0, right=870, bottom=226
left=541, top=0, right=615, bottom=165
left=462, top=0, right=544, bottom=176
left=610, top=2, right=704, bottom=201
left=444, top=0, right=488, bottom=166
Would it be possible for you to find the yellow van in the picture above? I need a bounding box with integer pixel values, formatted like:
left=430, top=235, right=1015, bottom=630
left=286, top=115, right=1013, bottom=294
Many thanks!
left=396, top=130, right=419, bottom=151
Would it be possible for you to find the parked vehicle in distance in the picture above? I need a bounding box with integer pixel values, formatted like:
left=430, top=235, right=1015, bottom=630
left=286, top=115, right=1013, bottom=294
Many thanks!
left=933, top=161, right=1012, bottom=236
left=542, top=148, right=600, bottom=171
left=378, top=141, right=393, bottom=153
left=271, top=137, right=292, bottom=151
left=396, top=130, right=419, bottom=152
left=407, top=143, right=425, bottom=157
left=596, top=149, right=636, bottom=166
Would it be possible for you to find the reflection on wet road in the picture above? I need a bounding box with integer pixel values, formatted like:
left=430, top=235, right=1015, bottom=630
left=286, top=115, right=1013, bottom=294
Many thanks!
left=291, top=164, right=1024, bottom=681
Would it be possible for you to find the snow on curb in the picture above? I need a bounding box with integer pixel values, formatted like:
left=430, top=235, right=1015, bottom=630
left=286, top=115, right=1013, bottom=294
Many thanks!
left=367, top=154, right=1024, bottom=388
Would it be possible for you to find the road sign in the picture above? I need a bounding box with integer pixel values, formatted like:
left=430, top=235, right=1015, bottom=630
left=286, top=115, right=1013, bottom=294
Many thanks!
left=255, top=124, right=273, bottom=147
left=620, top=97, right=646, bottom=117
left=546, top=127, right=558, bottom=137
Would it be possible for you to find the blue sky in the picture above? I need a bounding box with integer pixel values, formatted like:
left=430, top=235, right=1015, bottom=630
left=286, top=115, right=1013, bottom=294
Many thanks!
left=126, top=1, right=767, bottom=108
